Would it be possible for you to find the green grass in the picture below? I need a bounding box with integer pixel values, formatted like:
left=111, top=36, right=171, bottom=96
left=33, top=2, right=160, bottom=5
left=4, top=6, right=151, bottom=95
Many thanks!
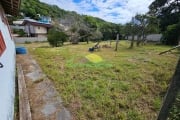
left=24, top=41, right=179, bottom=119
left=168, top=92, right=180, bottom=120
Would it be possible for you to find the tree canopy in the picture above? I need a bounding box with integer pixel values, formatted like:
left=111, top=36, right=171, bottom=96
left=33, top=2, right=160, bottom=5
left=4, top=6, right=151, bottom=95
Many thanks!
left=47, top=28, right=68, bottom=47
left=149, top=0, right=180, bottom=45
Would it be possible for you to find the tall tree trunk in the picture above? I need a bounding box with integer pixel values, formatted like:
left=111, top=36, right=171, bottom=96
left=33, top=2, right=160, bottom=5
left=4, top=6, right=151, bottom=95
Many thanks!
left=130, top=35, right=134, bottom=48
left=142, top=34, right=147, bottom=45
left=141, top=28, right=147, bottom=45
left=136, top=35, right=141, bottom=46
left=87, top=37, right=89, bottom=44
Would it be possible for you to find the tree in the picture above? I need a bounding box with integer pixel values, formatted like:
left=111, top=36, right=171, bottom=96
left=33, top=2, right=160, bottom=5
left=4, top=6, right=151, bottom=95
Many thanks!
left=149, top=0, right=180, bottom=45
left=89, top=30, right=103, bottom=41
left=163, top=22, right=180, bottom=45
left=69, top=24, right=79, bottom=44
left=129, top=17, right=139, bottom=48
left=78, top=28, right=91, bottom=43
left=146, top=15, right=160, bottom=34
left=134, top=14, right=150, bottom=46
left=100, top=24, right=113, bottom=40
left=121, top=23, right=132, bottom=39
left=47, top=28, right=68, bottom=47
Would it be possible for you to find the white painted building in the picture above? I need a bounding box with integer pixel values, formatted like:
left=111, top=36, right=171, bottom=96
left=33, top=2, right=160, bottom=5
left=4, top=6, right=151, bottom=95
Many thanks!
left=22, top=19, right=52, bottom=37
left=0, top=0, right=20, bottom=119
left=128, top=34, right=162, bottom=42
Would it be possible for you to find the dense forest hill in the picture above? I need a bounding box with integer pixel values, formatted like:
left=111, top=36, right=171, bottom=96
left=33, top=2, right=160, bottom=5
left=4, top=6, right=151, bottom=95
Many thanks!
left=20, top=0, right=121, bottom=40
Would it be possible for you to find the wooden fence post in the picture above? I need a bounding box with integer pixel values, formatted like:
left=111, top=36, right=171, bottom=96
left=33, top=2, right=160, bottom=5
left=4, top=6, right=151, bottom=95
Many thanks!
left=115, top=34, right=119, bottom=51
left=157, top=57, right=180, bottom=120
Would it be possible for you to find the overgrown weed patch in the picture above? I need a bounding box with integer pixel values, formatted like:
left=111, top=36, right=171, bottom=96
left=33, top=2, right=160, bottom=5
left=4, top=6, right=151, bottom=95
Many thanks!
left=25, top=41, right=179, bottom=119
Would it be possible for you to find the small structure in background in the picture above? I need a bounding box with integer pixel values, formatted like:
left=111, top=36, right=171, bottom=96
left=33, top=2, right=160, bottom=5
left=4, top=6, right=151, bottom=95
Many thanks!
left=22, top=18, right=52, bottom=37
left=12, top=16, right=52, bottom=37
left=38, top=15, right=51, bottom=24
left=12, top=19, right=24, bottom=30
left=12, top=17, right=53, bottom=43
left=127, top=34, right=162, bottom=43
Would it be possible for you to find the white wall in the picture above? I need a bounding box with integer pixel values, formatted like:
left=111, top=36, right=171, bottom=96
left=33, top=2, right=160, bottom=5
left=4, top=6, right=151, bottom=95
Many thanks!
left=34, top=26, right=47, bottom=34
left=24, top=24, right=35, bottom=35
left=0, top=4, right=15, bottom=120
left=24, top=24, right=47, bottom=36
left=10, top=25, right=25, bottom=30
left=14, top=36, right=47, bottom=43
left=128, top=34, right=162, bottom=42
left=146, top=34, right=162, bottom=42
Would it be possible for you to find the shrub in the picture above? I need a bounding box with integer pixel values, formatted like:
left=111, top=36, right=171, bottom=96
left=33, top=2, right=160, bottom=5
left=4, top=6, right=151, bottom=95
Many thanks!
left=13, top=29, right=26, bottom=37
left=24, top=41, right=32, bottom=44
left=162, top=22, right=180, bottom=45
left=47, top=28, right=68, bottom=47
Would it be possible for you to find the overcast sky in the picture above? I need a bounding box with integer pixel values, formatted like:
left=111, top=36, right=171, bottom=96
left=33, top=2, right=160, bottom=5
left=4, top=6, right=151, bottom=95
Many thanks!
left=40, top=0, right=154, bottom=24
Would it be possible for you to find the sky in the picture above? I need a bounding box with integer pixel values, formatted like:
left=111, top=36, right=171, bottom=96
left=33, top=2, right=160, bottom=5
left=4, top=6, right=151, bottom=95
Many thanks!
left=40, top=0, right=154, bottom=24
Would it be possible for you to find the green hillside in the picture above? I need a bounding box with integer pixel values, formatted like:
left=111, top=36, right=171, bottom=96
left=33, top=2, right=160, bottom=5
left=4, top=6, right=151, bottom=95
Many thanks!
left=20, top=0, right=121, bottom=40
left=21, top=0, right=66, bottom=18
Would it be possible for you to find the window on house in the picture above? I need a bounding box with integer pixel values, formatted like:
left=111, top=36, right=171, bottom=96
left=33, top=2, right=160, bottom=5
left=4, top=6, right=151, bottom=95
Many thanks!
left=38, top=26, right=40, bottom=29
left=0, top=31, right=6, bottom=57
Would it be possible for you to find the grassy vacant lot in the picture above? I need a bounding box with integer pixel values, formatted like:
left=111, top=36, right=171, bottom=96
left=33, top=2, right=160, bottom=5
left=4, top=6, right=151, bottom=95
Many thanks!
left=25, top=41, right=179, bottom=120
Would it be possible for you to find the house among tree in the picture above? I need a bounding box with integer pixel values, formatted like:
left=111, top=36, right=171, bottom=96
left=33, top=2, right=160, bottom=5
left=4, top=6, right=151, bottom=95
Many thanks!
left=0, top=0, right=20, bottom=119
left=22, top=18, right=52, bottom=37
left=12, top=19, right=24, bottom=30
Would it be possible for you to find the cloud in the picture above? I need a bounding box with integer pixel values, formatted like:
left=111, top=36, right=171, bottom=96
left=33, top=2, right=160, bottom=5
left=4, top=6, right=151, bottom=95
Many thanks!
left=40, top=0, right=154, bottom=24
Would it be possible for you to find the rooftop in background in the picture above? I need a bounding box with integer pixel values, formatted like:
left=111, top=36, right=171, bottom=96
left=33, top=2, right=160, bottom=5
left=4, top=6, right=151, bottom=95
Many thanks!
left=1, top=0, right=21, bottom=16
left=38, top=16, right=51, bottom=24
left=22, top=18, right=52, bottom=28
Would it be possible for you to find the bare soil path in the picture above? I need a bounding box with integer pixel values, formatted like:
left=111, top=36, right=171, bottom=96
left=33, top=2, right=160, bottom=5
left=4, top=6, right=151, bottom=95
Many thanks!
left=16, top=54, right=71, bottom=120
